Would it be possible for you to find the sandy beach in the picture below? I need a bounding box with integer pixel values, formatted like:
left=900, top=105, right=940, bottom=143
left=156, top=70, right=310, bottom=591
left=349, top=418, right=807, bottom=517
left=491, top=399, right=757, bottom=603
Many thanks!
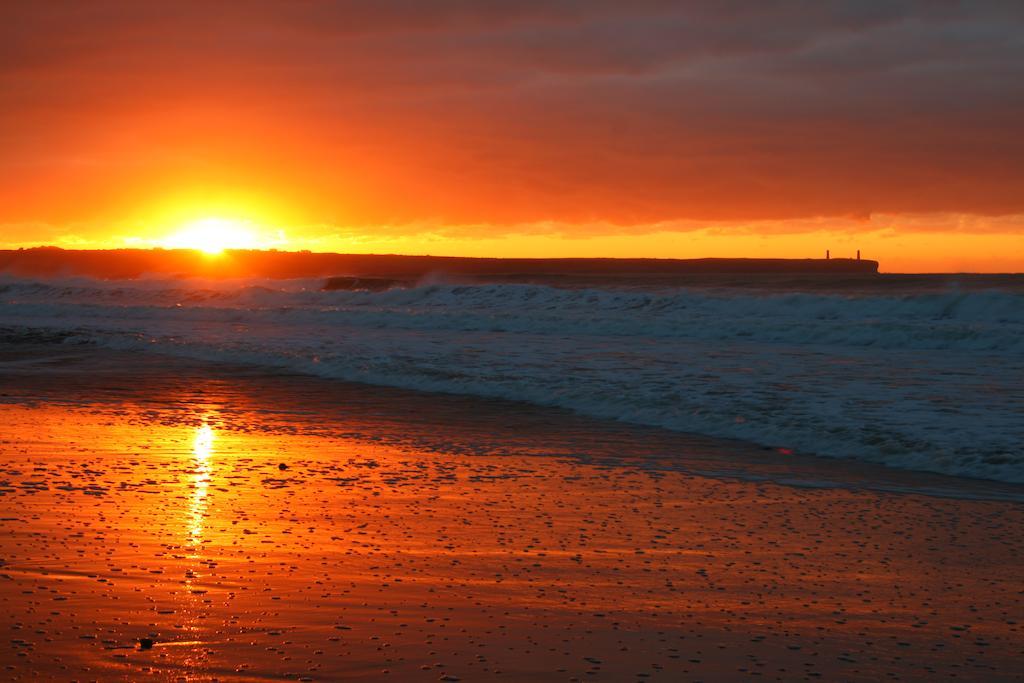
left=0, top=345, right=1020, bottom=682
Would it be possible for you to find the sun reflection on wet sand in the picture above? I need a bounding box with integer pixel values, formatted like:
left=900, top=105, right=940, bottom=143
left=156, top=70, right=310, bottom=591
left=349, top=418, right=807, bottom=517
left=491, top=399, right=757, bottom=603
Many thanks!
left=181, top=420, right=217, bottom=675
left=187, top=422, right=214, bottom=548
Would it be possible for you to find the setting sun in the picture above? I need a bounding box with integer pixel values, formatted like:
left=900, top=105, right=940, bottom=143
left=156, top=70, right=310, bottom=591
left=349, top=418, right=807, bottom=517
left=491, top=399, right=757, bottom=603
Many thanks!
left=161, top=217, right=262, bottom=254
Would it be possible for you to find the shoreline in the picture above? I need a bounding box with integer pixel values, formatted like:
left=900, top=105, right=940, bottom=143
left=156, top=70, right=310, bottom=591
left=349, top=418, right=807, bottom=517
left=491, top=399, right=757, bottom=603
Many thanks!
left=2, top=274, right=1022, bottom=486
left=1, top=342, right=1022, bottom=502
left=0, top=345, right=1022, bottom=680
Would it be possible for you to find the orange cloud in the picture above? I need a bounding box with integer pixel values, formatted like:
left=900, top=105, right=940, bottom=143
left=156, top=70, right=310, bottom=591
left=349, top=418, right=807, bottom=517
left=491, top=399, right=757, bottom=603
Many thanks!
left=1, top=2, right=1022, bottom=269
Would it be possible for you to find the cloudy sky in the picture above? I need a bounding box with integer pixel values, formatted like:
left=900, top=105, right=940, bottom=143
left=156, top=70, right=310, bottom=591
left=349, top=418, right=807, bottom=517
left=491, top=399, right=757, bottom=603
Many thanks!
left=2, top=1, right=1022, bottom=270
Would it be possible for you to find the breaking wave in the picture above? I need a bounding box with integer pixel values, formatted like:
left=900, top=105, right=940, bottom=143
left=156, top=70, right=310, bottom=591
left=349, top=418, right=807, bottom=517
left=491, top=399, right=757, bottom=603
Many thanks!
left=2, top=275, right=1022, bottom=482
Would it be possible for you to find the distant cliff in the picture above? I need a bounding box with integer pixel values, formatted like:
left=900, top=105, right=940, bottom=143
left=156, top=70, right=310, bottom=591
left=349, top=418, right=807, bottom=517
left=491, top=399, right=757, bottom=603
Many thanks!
left=0, top=248, right=880, bottom=281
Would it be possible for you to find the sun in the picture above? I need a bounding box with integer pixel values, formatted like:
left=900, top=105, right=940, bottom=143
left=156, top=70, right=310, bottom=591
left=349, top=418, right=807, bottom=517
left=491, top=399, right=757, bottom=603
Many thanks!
left=161, top=217, right=262, bottom=254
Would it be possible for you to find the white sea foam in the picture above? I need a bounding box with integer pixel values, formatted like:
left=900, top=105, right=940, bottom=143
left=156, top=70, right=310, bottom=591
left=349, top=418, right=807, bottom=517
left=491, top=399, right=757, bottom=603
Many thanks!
left=2, top=276, right=1022, bottom=482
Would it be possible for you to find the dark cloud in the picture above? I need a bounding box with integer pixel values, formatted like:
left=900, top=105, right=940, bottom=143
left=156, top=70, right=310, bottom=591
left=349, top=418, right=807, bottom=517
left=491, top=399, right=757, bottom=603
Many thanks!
left=1, top=1, right=1022, bottom=227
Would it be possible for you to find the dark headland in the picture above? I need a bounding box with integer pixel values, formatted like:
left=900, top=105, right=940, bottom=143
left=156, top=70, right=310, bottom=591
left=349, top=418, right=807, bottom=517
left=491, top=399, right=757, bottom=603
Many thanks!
left=0, top=248, right=879, bottom=287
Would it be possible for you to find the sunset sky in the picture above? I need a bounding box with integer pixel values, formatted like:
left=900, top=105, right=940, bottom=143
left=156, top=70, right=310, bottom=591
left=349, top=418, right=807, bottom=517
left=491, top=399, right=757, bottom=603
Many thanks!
left=2, top=1, right=1022, bottom=271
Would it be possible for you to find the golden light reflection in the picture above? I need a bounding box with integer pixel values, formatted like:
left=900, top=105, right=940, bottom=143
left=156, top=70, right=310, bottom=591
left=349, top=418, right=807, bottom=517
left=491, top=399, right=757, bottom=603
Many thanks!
left=181, top=420, right=216, bottom=665
left=187, top=422, right=214, bottom=548
left=193, top=422, right=214, bottom=461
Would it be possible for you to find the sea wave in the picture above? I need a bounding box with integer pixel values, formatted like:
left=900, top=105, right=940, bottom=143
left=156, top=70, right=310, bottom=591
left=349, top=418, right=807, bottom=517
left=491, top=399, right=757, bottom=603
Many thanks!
left=2, top=275, right=1022, bottom=482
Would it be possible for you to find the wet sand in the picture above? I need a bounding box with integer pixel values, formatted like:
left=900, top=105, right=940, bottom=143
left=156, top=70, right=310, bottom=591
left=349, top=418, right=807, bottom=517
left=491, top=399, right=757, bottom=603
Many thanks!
left=1, top=346, right=1022, bottom=681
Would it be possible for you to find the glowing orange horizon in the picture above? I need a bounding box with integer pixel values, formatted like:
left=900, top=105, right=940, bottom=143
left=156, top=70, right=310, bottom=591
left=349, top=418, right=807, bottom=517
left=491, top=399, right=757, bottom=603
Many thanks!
left=3, top=211, right=1022, bottom=273
left=3, top=230, right=1022, bottom=275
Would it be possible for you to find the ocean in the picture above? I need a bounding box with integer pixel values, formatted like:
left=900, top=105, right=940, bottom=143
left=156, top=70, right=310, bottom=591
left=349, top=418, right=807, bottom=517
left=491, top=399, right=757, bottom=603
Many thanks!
left=2, top=273, right=1022, bottom=483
